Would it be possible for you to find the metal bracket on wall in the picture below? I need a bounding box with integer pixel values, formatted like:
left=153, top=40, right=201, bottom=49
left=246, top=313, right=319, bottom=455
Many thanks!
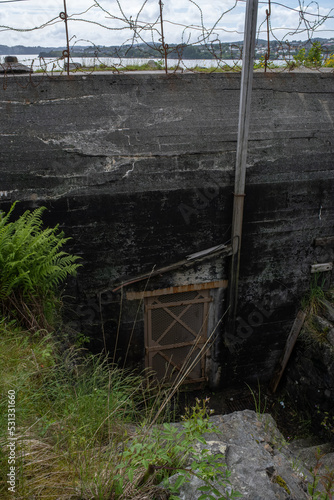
left=311, top=262, right=333, bottom=273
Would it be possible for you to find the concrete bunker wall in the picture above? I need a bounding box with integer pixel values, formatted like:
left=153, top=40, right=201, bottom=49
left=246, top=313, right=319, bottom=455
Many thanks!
left=0, top=71, right=333, bottom=386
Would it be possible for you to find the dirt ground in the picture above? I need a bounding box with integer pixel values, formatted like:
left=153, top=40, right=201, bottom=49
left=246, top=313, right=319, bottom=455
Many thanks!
left=174, top=383, right=329, bottom=443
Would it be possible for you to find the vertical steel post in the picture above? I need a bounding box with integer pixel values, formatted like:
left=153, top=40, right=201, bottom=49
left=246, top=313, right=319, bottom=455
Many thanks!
left=228, top=0, right=258, bottom=333
left=61, top=0, right=70, bottom=76
left=159, top=0, right=168, bottom=74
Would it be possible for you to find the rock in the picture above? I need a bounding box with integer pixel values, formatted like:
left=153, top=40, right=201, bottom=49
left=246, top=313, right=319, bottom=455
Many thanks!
left=168, top=472, right=224, bottom=500
left=291, top=443, right=334, bottom=475
left=328, top=328, right=334, bottom=347
left=318, top=452, right=334, bottom=474
left=0, top=58, right=31, bottom=73
left=285, top=333, right=334, bottom=414
left=147, top=59, right=160, bottom=69
left=321, top=299, right=334, bottom=323
left=64, top=62, right=82, bottom=71
left=5, top=56, right=18, bottom=63
left=313, top=314, right=333, bottom=333
left=165, top=410, right=313, bottom=500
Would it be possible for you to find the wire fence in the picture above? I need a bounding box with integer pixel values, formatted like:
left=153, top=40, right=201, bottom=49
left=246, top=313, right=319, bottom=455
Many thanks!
left=0, top=0, right=333, bottom=86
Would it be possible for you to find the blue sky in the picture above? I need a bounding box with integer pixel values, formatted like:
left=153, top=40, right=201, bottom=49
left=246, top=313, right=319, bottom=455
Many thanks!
left=0, top=0, right=333, bottom=47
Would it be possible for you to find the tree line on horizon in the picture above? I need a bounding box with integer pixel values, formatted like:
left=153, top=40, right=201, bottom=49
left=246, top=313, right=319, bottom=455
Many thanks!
left=1, top=37, right=334, bottom=60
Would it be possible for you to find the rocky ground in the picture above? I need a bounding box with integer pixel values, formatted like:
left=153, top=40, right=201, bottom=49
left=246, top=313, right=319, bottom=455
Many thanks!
left=162, top=291, right=334, bottom=498
left=165, top=409, right=334, bottom=500
left=168, top=296, right=334, bottom=498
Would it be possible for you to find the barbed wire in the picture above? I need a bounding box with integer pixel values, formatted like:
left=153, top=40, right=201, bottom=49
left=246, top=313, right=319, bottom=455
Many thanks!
left=0, top=0, right=30, bottom=3
left=0, top=0, right=333, bottom=86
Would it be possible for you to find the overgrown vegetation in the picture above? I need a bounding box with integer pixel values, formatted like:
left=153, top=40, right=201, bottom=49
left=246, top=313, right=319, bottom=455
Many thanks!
left=292, top=41, right=323, bottom=67
left=0, top=203, right=80, bottom=332
left=0, top=203, right=239, bottom=499
left=0, top=323, right=241, bottom=499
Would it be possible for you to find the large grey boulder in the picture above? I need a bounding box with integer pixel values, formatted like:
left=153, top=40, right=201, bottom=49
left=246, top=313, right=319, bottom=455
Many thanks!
left=166, top=410, right=333, bottom=499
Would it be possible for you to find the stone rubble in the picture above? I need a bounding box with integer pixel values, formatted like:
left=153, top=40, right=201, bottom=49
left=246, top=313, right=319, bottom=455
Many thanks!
left=165, top=410, right=334, bottom=500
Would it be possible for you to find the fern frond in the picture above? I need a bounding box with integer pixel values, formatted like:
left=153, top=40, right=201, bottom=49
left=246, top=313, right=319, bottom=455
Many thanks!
left=0, top=203, right=81, bottom=331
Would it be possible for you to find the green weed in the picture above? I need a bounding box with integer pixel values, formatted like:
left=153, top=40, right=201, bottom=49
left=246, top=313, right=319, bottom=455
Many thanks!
left=308, top=449, right=334, bottom=499
left=301, top=273, right=327, bottom=316
left=245, top=381, right=267, bottom=416
left=116, top=397, right=241, bottom=500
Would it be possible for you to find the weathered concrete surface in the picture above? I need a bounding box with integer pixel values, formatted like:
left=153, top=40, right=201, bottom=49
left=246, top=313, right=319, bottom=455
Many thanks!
left=0, top=72, right=333, bottom=384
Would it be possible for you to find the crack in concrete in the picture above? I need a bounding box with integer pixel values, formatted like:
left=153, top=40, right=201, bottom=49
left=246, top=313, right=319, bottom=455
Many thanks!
left=37, top=95, right=98, bottom=104
left=122, top=162, right=136, bottom=178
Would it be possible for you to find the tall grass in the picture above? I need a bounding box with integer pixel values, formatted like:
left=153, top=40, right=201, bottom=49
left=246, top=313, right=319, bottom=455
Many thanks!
left=0, top=320, right=168, bottom=499
left=301, top=273, right=327, bottom=316
left=0, top=313, right=231, bottom=499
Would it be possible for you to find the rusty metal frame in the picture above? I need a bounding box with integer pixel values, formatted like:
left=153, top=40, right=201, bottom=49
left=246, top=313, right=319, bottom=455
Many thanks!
left=144, top=289, right=212, bottom=384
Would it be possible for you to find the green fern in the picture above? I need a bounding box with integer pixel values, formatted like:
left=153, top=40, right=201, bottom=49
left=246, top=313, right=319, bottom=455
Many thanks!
left=0, top=202, right=81, bottom=331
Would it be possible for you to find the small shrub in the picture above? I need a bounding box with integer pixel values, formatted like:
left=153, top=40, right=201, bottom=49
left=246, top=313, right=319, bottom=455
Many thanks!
left=293, top=43, right=323, bottom=67
left=324, top=54, right=334, bottom=67
left=113, top=398, right=241, bottom=499
left=293, top=42, right=322, bottom=67
left=293, top=47, right=306, bottom=66
left=307, top=42, right=322, bottom=66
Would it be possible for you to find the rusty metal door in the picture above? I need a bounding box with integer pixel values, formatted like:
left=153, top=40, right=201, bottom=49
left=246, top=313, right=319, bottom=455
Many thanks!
left=144, top=289, right=212, bottom=384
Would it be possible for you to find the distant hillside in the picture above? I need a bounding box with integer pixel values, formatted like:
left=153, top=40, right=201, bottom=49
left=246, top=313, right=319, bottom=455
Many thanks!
left=1, top=38, right=333, bottom=59
left=0, top=45, right=47, bottom=55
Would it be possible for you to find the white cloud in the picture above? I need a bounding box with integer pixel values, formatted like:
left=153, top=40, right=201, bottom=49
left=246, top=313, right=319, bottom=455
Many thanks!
left=0, top=0, right=333, bottom=47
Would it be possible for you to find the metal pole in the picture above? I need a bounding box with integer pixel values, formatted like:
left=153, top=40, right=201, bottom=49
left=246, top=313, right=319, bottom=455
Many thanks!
left=60, top=0, right=70, bottom=76
left=159, top=0, right=168, bottom=74
left=227, top=0, right=258, bottom=333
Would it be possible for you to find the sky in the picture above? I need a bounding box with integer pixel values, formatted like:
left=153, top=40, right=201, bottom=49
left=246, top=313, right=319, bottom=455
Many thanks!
left=0, top=0, right=333, bottom=48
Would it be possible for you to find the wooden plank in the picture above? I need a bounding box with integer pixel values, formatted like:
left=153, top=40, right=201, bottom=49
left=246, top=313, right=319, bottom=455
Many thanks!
left=269, top=310, right=306, bottom=394
left=311, top=262, right=333, bottom=273
left=147, top=341, right=205, bottom=352
left=147, top=297, right=212, bottom=309
left=186, top=243, right=230, bottom=260
left=314, top=236, right=334, bottom=247
left=126, top=280, right=228, bottom=300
